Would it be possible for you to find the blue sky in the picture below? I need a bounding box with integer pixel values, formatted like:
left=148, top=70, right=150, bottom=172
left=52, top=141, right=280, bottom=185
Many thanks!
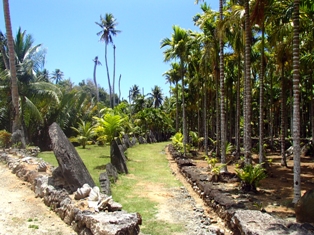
left=1, top=0, right=218, bottom=101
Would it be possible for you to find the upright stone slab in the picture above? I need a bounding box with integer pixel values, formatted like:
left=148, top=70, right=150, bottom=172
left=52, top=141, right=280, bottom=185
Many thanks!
left=111, top=139, right=128, bottom=174
left=99, top=172, right=111, bottom=195
left=123, top=134, right=132, bottom=148
left=49, top=122, right=95, bottom=193
left=106, top=163, right=118, bottom=183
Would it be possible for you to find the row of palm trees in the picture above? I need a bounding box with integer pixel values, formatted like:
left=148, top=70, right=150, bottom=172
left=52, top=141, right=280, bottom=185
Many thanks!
left=161, top=0, right=312, bottom=202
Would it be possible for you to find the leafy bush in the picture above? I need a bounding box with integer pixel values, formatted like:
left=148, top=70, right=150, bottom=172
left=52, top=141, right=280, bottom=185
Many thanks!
left=235, top=163, right=267, bottom=192
left=205, top=156, right=226, bottom=181
left=171, top=132, right=184, bottom=151
left=0, top=130, right=11, bottom=148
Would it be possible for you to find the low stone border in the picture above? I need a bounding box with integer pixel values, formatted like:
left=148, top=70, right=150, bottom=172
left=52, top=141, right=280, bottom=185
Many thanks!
left=167, top=145, right=314, bottom=235
left=0, top=149, right=141, bottom=235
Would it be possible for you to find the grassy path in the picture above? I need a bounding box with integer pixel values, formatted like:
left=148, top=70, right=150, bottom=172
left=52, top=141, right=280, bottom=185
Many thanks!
left=112, top=142, right=185, bottom=234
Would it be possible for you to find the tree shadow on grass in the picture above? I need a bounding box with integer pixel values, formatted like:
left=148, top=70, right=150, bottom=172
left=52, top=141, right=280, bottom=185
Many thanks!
left=94, top=165, right=107, bottom=170
left=99, top=155, right=110, bottom=159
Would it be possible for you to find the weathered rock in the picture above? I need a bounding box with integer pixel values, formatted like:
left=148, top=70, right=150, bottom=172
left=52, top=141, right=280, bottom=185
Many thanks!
left=75, top=184, right=92, bottom=200
left=99, top=172, right=111, bottom=195
left=37, top=161, right=48, bottom=172
left=49, top=122, right=95, bottom=193
left=108, top=199, right=123, bottom=212
left=78, top=211, right=141, bottom=235
left=111, top=139, right=128, bottom=174
left=34, top=175, right=49, bottom=198
left=147, top=130, right=157, bottom=143
left=106, top=163, right=118, bottom=183
left=295, top=189, right=314, bottom=223
left=123, top=134, right=132, bottom=148
left=138, top=136, right=147, bottom=144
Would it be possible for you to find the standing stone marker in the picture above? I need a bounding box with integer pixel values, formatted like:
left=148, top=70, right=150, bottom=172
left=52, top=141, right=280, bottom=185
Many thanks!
left=99, top=172, right=111, bottom=195
left=111, top=139, right=128, bottom=174
left=106, top=163, right=118, bottom=183
left=49, top=122, right=95, bottom=193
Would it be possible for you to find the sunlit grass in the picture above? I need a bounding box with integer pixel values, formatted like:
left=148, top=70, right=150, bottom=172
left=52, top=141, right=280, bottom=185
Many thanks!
left=38, top=141, right=185, bottom=234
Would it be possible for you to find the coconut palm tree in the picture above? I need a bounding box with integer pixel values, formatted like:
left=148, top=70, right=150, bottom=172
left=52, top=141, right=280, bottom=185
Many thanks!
left=161, top=25, right=190, bottom=155
left=3, top=0, right=25, bottom=147
left=96, top=13, right=121, bottom=108
left=148, top=85, right=163, bottom=108
left=163, top=62, right=180, bottom=132
left=51, top=69, right=64, bottom=84
left=93, top=56, right=102, bottom=103
left=129, top=84, right=141, bottom=103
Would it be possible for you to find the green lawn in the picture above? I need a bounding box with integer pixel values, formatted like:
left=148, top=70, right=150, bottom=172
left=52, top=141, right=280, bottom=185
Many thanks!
left=39, top=141, right=184, bottom=235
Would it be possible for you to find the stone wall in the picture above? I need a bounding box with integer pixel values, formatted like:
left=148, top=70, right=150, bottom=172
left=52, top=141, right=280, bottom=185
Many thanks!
left=167, top=145, right=314, bottom=235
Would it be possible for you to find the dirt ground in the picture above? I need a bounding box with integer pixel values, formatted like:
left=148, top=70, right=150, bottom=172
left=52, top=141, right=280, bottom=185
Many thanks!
left=0, top=164, right=76, bottom=235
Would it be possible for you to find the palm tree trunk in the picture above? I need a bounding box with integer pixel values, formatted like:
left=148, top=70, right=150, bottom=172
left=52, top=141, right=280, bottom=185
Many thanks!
left=259, top=22, right=265, bottom=164
left=219, top=0, right=227, bottom=172
left=235, top=56, right=241, bottom=158
left=204, top=82, right=208, bottom=155
left=93, top=56, right=99, bottom=103
left=180, top=60, right=187, bottom=156
left=244, top=0, right=252, bottom=165
left=105, top=43, right=112, bottom=108
left=175, top=82, right=179, bottom=132
left=280, top=64, right=287, bottom=166
left=113, top=44, right=116, bottom=108
left=215, top=70, right=220, bottom=158
left=3, top=0, right=21, bottom=136
left=118, top=74, right=122, bottom=104
left=292, top=0, right=301, bottom=204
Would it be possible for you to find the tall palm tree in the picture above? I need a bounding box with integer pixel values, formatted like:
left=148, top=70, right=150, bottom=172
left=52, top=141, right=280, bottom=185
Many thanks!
left=93, top=56, right=102, bottom=103
left=292, top=0, right=301, bottom=204
left=148, top=85, right=163, bottom=108
left=129, top=84, right=141, bottom=103
left=96, top=13, right=121, bottom=108
left=51, top=69, right=64, bottom=84
left=2, top=0, right=25, bottom=147
left=163, top=62, right=180, bottom=132
left=219, top=0, right=227, bottom=172
left=244, top=0, right=252, bottom=165
left=161, top=25, right=190, bottom=155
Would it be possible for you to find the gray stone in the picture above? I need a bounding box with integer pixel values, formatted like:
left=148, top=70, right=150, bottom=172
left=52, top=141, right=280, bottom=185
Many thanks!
left=78, top=211, right=141, bottom=235
left=230, top=209, right=288, bottom=235
left=99, top=172, right=111, bottom=195
left=74, top=184, right=92, bottom=200
left=295, top=189, right=314, bottom=223
left=106, top=163, right=118, bottom=183
left=49, top=122, right=95, bottom=193
left=138, top=136, right=147, bottom=144
left=123, top=134, right=132, bottom=148
left=111, top=139, right=128, bottom=174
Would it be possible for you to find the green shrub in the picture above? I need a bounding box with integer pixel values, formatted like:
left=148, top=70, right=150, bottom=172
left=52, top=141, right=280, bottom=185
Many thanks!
left=235, top=163, right=267, bottom=192
left=0, top=130, right=11, bottom=148
left=171, top=132, right=184, bottom=151
left=205, top=156, right=226, bottom=181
